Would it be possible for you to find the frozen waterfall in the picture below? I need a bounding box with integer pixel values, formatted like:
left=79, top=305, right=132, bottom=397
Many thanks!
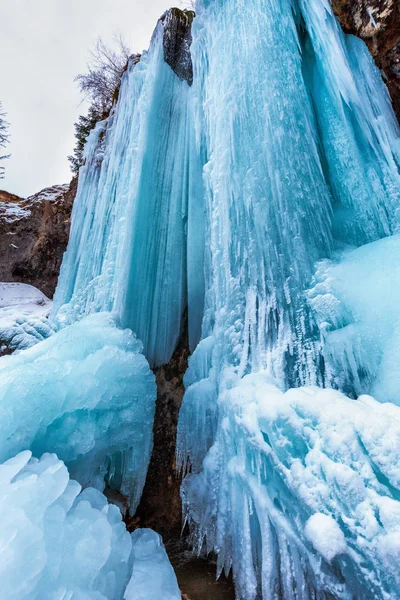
left=1, top=1, right=400, bottom=599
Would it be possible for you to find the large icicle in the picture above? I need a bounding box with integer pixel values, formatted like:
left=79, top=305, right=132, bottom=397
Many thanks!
left=178, top=0, right=400, bottom=598
left=53, top=11, right=204, bottom=367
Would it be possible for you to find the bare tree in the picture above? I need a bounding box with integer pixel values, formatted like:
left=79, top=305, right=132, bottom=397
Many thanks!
left=179, top=0, right=196, bottom=10
left=69, top=35, right=134, bottom=173
left=0, top=102, right=10, bottom=179
left=75, top=34, right=132, bottom=114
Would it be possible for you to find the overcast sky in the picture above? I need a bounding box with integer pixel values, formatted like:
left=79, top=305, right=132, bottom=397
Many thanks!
left=0, top=1, right=188, bottom=197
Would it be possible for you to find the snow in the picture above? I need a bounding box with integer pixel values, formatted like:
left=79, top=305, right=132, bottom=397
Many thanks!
left=26, top=183, right=69, bottom=204
left=0, top=313, right=156, bottom=513
left=0, top=282, right=55, bottom=352
left=304, top=514, right=347, bottom=562
left=0, top=184, right=68, bottom=225
left=0, top=201, right=31, bottom=223
left=0, top=450, right=180, bottom=600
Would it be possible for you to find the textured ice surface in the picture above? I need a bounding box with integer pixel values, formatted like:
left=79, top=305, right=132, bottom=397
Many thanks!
left=0, top=283, right=55, bottom=352
left=308, top=234, right=400, bottom=404
left=0, top=451, right=180, bottom=600
left=52, top=18, right=204, bottom=367
left=5, top=0, right=397, bottom=598
left=181, top=375, right=400, bottom=600
left=177, top=0, right=400, bottom=598
left=0, top=313, right=156, bottom=512
left=125, top=529, right=181, bottom=600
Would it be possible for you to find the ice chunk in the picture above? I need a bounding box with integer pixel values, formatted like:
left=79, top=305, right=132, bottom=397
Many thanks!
left=0, top=451, right=180, bottom=600
left=0, top=451, right=132, bottom=599
left=0, top=313, right=156, bottom=512
left=180, top=374, right=400, bottom=600
left=124, top=529, right=181, bottom=600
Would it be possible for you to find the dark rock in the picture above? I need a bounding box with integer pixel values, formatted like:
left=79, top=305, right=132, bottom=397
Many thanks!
left=161, top=8, right=195, bottom=85
left=132, top=313, right=190, bottom=538
left=332, top=0, right=400, bottom=118
left=0, top=178, right=77, bottom=298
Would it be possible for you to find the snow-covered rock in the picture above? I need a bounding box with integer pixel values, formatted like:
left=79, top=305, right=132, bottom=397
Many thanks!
left=0, top=282, right=54, bottom=354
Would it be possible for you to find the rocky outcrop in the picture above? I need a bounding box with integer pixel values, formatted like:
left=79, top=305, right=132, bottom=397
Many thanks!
left=161, top=8, right=195, bottom=85
left=332, top=0, right=400, bottom=117
left=0, top=178, right=77, bottom=298
left=133, top=318, right=190, bottom=538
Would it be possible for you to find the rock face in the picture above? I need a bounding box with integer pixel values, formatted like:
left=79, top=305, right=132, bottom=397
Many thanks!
left=161, top=8, right=195, bottom=85
left=0, top=178, right=77, bottom=298
left=332, top=0, right=400, bottom=117
left=134, top=319, right=190, bottom=538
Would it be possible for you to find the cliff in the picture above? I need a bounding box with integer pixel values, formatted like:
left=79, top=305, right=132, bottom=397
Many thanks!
left=0, top=178, right=77, bottom=298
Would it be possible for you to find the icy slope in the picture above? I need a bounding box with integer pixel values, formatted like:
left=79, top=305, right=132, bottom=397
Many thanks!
left=309, top=234, right=400, bottom=403
left=0, top=313, right=156, bottom=512
left=0, top=451, right=180, bottom=600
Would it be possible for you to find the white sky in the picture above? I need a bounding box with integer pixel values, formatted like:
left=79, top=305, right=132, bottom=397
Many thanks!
left=0, top=1, right=190, bottom=197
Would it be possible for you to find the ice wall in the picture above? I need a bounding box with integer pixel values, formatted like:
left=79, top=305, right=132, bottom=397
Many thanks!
left=177, top=0, right=400, bottom=598
left=0, top=313, right=156, bottom=512
left=53, top=12, right=204, bottom=367
left=0, top=451, right=180, bottom=600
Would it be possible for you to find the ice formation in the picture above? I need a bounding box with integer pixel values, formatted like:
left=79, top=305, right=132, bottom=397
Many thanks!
left=1, top=0, right=400, bottom=598
left=125, top=529, right=181, bottom=600
left=181, top=376, right=400, bottom=599
left=0, top=283, right=55, bottom=353
left=177, top=0, right=400, bottom=598
left=0, top=313, right=156, bottom=511
left=308, top=234, right=400, bottom=404
left=0, top=450, right=180, bottom=600
left=52, top=11, right=204, bottom=366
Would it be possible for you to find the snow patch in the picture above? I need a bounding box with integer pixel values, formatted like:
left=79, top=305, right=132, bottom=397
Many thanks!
left=305, top=513, right=347, bottom=562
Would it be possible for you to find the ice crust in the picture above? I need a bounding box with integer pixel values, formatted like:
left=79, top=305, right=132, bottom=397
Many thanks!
left=0, top=313, right=156, bottom=512
left=0, top=451, right=180, bottom=600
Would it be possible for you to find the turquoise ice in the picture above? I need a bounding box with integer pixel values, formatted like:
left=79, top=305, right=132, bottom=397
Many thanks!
left=1, top=1, right=400, bottom=598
